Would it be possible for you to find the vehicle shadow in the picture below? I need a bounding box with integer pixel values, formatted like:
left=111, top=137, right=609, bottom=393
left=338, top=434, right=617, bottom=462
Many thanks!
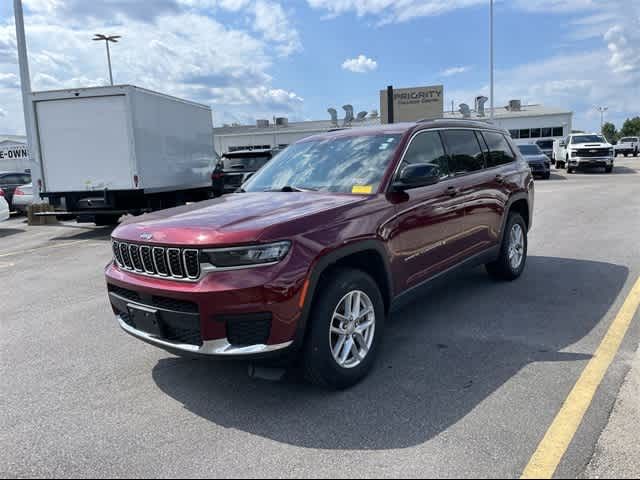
left=0, top=228, right=26, bottom=239
left=548, top=173, right=568, bottom=180
left=151, top=256, right=628, bottom=451
left=50, top=225, right=114, bottom=241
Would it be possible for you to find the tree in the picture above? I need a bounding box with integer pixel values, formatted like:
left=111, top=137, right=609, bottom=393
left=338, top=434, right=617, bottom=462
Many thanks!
left=620, top=117, right=640, bottom=137
left=602, top=122, right=618, bottom=143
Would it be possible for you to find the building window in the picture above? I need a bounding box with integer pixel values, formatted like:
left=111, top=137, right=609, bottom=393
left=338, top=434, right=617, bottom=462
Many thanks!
left=519, top=129, right=531, bottom=139
left=542, top=128, right=552, bottom=137
left=509, top=130, right=519, bottom=139
left=552, top=127, right=564, bottom=137
left=530, top=128, right=541, bottom=138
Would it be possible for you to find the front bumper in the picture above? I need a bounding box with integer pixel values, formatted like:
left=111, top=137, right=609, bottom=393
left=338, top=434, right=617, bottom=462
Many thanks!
left=105, top=248, right=310, bottom=358
left=569, top=156, right=614, bottom=167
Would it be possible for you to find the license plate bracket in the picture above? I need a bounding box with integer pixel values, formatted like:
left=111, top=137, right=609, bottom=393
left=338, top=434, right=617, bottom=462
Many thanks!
left=127, top=304, right=162, bottom=337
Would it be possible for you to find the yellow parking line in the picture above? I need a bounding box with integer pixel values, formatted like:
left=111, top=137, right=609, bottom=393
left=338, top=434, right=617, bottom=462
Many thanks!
left=521, top=275, right=640, bottom=479
left=0, top=240, right=90, bottom=258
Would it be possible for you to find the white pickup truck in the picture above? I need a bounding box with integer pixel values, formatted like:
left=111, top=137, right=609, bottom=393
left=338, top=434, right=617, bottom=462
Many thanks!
left=553, top=134, right=615, bottom=174
left=614, top=137, right=639, bottom=157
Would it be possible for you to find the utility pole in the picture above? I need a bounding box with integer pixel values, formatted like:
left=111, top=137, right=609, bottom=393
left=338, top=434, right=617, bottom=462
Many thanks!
left=93, top=34, right=121, bottom=86
left=13, top=0, right=43, bottom=200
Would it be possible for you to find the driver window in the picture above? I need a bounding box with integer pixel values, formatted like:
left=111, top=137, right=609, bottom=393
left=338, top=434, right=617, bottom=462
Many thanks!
left=400, top=131, right=449, bottom=178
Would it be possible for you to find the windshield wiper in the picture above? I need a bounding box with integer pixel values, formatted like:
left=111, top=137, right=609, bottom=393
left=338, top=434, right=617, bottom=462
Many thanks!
left=264, top=185, right=319, bottom=192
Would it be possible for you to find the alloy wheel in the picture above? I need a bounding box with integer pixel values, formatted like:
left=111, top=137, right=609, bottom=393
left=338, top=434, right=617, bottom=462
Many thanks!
left=329, top=290, right=376, bottom=369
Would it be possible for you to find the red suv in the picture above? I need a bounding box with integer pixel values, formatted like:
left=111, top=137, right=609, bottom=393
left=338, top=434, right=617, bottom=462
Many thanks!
left=106, top=119, right=534, bottom=389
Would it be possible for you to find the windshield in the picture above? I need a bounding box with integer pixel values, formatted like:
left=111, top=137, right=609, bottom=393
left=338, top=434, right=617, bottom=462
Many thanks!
left=572, top=135, right=606, bottom=144
left=243, top=134, right=402, bottom=193
left=620, top=137, right=638, bottom=143
left=518, top=145, right=543, bottom=155
left=536, top=140, right=554, bottom=149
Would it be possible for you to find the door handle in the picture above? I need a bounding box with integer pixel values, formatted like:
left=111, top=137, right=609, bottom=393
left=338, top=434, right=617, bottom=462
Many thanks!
left=495, top=174, right=506, bottom=184
left=446, top=186, right=459, bottom=197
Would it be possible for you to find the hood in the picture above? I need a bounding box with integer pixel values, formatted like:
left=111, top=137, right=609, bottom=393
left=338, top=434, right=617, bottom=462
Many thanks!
left=113, top=192, right=365, bottom=246
left=523, top=154, right=549, bottom=163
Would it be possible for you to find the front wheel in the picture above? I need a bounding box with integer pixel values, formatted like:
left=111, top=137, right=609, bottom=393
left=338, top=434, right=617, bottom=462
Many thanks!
left=303, top=268, right=385, bottom=390
left=486, top=213, right=528, bottom=281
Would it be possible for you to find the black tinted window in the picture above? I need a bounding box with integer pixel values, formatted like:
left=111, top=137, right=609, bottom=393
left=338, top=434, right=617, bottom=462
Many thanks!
left=483, top=132, right=517, bottom=167
left=21, top=175, right=31, bottom=184
left=401, top=131, right=449, bottom=177
left=0, top=175, right=20, bottom=185
left=442, top=130, right=485, bottom=174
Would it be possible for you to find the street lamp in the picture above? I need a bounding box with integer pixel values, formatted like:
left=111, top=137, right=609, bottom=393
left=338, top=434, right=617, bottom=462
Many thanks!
left=93, top=34, right=121, bottom=86
left=596, top=106, right=608, bottom=131
left=490, top=0, right=494, bottom=122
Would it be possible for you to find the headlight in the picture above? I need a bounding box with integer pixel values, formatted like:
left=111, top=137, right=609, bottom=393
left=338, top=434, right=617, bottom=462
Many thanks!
left=608, top=148, right=614, bottom=156
left=202, top=241, right=291, bottom=268
left=571, top=150, right=580, bottom=158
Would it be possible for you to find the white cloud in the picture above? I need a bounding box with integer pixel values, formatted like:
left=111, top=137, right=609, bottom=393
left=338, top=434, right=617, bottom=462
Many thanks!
left=0, top=0, right=304, bottom=134
left=440, top=66, right=470, bottom=77
left=342, top=55, right=378, bottom=73
left=308, top=0, right=487, bottom=23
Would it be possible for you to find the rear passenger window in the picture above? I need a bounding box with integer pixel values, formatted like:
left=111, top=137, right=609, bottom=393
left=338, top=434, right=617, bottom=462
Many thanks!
left=441, top=130, right=485, bottom=175
left=401, top=131, right=449, bottom=178
left=482, top=131, right=517, bottom=167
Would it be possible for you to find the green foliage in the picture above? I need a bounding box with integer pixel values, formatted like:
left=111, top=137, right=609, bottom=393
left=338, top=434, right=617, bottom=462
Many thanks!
left=602, top=122, right=618, bottom=143
left=620, top=117, right=640, bottom=137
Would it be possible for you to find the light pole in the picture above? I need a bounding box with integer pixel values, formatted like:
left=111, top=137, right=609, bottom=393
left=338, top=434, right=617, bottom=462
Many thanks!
left=596, top=106, right=608, bottom=131
left=490, top=0, right=494, bottom=122
left=93, top=34, right=121, bottom=86
left=14, top=0, right=43, bottom=200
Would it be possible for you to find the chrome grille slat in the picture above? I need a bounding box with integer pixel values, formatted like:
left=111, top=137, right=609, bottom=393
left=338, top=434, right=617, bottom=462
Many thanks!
left=112, top=241, right=199, bottom=281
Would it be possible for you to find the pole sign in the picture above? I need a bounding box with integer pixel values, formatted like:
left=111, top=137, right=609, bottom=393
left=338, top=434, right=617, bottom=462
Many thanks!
left=380, top=85, right=444, bottom=124
left=0, top=144, right=29, bottom=161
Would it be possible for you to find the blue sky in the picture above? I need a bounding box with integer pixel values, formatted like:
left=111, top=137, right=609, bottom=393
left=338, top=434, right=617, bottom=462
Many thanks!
left=0, top=0, right=638, bottom=134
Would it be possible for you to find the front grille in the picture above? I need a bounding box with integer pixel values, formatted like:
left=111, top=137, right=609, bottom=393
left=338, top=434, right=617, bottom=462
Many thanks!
left=151, top=296, right=199, bottom=314
left=225, top=174, right=244, bottom=187
left=578, top=148, right=610, bottom=158
left=226, top=314, right=272, bottom=346
left=112, top=241, right=201, bottom=280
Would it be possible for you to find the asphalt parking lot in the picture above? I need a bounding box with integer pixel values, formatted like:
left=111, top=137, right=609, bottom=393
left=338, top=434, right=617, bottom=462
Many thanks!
left=1, top=158, right=639, bottom=478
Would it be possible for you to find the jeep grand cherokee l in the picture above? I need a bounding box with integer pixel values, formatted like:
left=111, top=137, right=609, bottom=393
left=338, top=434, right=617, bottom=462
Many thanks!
left=106, top=120, right=534, bottom=389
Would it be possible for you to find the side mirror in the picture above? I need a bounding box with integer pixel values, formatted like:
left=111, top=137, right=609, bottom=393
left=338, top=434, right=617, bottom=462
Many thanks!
left=392, top=163, right=441, bottom=191
left=559, top=141, right=566, bottom=147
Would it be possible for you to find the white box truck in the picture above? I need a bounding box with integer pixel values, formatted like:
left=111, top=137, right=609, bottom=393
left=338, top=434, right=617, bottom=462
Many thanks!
left=32, top=85, right=216, bottom=225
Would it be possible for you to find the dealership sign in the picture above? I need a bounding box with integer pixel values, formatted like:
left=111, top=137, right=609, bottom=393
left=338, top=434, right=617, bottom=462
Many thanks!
left=380, top=85, right=444, bottom=123
left=0, top=144, right=29, bottom=161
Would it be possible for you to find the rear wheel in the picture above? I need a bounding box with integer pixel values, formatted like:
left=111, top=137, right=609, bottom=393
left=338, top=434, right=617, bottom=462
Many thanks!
left=486, top=213, right=528, bottom=281
left=94, top=214, right=121, bottom=227
left=303, top=268, right=385, bottom=390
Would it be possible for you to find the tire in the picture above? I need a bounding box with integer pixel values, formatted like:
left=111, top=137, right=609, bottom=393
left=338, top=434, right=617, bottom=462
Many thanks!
left=303, top=268, right=385, bottom=390
left=486, top=212, right=528, bottom=281
left=567, top=166, right=574, bottom=174
left=543, top=172, right=551, bottom=180
left=605, top=165, right=613, bottom=173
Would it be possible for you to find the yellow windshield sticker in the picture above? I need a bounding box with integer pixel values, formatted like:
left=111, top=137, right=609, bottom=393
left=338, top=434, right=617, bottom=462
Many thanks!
left=352, top=185, right=373, bottom=194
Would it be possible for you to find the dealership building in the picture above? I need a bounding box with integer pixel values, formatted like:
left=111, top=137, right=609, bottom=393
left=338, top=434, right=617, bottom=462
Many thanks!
left=0, top=135, right=30, bottom=172
left=213, top=87, right=573, bottom=155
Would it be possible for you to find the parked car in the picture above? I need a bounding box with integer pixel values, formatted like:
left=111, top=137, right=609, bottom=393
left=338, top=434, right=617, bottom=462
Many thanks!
left=0, top=189, right=9, bottom=222
left=106, top=119, right=534, bottom=389
left=12, top=183, right=34, bottom=214
left=535, top=139, right=555, bottom=163
left=518, top=144, right=551, bottom=179
left=554, top=134, right=614, bottom=173
left=614, top=137, right=639, bottom=157
left=0, top=171, right=32, bottom=210
left=221, top=148, right=279, bottom=193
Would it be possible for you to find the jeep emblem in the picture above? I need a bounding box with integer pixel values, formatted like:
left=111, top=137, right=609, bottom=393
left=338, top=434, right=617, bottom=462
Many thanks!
left=140, top=233, right=154, bottom=241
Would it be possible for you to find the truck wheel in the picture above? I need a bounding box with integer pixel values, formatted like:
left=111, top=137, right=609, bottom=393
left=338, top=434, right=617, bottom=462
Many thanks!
left=486, top=212, right=528, bottom=281
left=605, top=165, right=613, bottom=173
left=94, top=215, right=121, bottom=226
left=303, top=268, right=385, bottom=390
